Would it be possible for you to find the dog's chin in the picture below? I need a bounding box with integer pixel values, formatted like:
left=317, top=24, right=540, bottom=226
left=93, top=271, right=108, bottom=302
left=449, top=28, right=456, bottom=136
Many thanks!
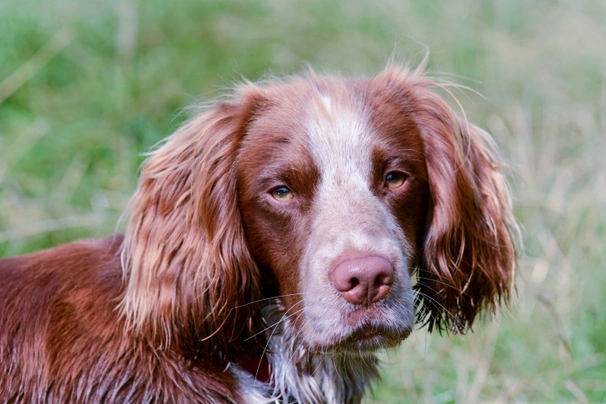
left=309, top=323, right=412, bottom=355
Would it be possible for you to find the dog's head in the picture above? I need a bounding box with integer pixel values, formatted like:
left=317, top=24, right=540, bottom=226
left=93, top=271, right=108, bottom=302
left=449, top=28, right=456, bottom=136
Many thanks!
left=120, top=66, right=517, bottom=356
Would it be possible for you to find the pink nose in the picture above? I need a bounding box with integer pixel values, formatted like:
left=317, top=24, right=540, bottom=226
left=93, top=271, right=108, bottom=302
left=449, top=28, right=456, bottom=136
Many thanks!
left=330, top=255, right=394, bottom=306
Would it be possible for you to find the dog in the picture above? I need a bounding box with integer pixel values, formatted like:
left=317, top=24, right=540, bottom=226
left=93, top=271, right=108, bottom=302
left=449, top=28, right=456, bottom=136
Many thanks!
left=0, top=63, right=517, bottom=403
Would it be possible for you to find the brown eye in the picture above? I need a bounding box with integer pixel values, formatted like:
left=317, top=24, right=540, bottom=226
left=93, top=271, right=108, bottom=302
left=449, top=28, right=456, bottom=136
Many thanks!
left=385, top=171, right=406, bottom=189
left=271, top=186, right=294, bottom=201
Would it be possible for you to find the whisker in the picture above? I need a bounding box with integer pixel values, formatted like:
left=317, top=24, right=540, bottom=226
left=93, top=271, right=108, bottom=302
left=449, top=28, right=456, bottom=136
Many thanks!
left=414, top=278, right=466, bottom=295
left=258, top=304, right=307, bottom=378
left=231, top=292, right=306, bottom=310
left=244, top=303, right=304, bottom=342
left=414, top=290, right=462, bottom=332
left=311, top=353, right=327, bottom=377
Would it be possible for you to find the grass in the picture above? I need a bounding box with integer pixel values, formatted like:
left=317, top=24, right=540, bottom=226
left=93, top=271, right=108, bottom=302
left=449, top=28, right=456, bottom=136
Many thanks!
left=1, top=0, right=605, bottom=401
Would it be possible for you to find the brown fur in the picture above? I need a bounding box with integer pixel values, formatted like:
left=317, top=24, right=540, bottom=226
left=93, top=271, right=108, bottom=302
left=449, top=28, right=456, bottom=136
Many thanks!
left=0, top=237, right=239, bottom=402
left=0, top=65, right=517, bottom=403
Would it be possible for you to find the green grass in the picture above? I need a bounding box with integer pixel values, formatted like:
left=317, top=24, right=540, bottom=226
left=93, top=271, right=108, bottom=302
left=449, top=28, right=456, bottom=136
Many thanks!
left=1, top=0, right=605, bottom=401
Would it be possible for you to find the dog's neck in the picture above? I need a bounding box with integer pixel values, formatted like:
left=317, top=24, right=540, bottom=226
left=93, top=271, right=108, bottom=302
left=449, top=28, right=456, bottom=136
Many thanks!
left=235, top=300, right=380, bottom=403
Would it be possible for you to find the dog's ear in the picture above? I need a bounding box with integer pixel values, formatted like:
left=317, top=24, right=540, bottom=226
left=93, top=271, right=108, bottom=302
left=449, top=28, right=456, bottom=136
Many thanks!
left=120, top=85, right=266, bottom=352
left=380, top=68, right=518, bottom=333
left=414, top=79, right=517, bottom=333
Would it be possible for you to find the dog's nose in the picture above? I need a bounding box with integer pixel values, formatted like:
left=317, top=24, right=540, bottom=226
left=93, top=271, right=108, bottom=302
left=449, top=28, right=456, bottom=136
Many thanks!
left=330, top=255, right=394, bottom=306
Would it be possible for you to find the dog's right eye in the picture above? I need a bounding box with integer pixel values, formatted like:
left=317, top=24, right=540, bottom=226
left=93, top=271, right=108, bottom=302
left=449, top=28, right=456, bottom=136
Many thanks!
left=384, top=171, right=407, bottom=190
left=270, top=186, right=294, bottom=202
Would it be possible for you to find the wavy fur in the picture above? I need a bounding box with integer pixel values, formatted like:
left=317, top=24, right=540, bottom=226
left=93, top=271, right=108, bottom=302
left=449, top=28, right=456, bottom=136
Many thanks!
left=0, top=63, right=517, bottom=403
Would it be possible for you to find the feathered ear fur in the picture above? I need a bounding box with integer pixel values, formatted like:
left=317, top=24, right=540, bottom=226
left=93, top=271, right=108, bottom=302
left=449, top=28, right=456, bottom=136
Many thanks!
left=120, top=85, right=266, bottom=353
left=382, top=67, right=518, bottom=333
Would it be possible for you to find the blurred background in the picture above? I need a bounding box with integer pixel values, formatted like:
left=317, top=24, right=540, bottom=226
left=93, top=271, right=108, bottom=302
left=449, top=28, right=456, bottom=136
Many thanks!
left=1, top=0, right=604, bottom=401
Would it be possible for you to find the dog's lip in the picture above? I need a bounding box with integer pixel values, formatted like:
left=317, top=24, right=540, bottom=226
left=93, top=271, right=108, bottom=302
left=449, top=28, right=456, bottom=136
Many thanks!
left=349, top=324, right=385, bottom=340
left=328, top=322, right=412, bottom=353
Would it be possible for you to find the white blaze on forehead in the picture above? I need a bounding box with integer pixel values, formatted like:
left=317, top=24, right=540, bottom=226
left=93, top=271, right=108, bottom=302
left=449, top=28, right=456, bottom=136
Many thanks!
left=298, top=88, right=415, bottom=348
left=319, top=93, right=332, bottom=111
left=305, top=91, right=374, bottom=184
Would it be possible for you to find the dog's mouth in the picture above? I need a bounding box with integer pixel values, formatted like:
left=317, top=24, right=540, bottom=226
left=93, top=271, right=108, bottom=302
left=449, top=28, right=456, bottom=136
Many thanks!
left=305, top=320, right=412, bottom=354
left=337, top=322, right=411, bottom=352
left=267, top=296, right=413, bottom=354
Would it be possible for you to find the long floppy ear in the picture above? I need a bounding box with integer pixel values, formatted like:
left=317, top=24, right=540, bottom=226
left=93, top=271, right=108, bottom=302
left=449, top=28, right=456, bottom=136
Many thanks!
left=120, top=85, right=265, bottom=352
left=394, top=69, right=518, bottom=333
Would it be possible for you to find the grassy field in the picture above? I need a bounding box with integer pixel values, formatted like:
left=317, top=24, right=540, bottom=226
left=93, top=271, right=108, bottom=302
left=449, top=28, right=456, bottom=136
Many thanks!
left=1, top=0, right=605, bottom=402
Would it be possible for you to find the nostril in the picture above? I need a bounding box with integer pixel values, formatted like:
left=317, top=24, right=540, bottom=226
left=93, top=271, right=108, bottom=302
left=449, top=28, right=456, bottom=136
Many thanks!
left=330, top=255, right=394, bottom=306
left=375, top=271, right=392, bottom=287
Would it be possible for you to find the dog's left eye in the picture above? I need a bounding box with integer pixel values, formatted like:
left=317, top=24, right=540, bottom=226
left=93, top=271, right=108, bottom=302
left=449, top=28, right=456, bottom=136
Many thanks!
left=271, top=186, right=294, bottom=201
left=385, top=171, right=407, bottom=189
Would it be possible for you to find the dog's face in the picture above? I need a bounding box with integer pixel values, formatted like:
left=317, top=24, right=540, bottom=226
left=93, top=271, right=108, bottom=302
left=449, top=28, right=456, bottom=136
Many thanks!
left=122, top=68, right=516, bottom=360
left=236, top=78, right=430, bottom=352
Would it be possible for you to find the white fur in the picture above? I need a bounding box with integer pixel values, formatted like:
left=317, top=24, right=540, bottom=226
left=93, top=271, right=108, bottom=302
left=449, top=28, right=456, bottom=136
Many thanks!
left=301, top=88, right=415, bottom=348
left=233, top=89, right=415, bottom=403
left=234, top=301, right=380, bottom=404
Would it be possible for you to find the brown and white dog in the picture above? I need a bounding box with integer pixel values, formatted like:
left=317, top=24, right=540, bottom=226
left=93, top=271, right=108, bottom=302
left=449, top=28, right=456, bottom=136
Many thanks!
left=0, top=64, right=517, bottom=403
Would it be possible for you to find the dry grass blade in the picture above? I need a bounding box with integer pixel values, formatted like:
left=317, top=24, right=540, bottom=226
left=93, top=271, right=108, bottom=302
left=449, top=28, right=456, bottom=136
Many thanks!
left=0, top=26, right=73, bottom=105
